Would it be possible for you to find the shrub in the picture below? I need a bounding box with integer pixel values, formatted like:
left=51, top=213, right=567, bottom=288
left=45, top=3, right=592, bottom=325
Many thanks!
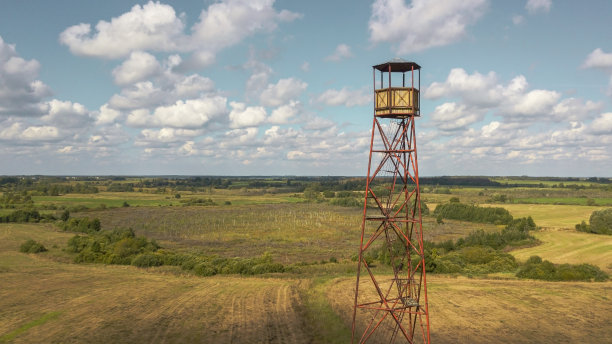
left=517, top=255, right=608, bottom=281
left=433, top=202, right=513, bottom=225
left=180, top=198, right=216, bottom=206
left=61, top=217, right=101, bottom=234
left=0, top=209, right=41, bottom=223
left=60, top=210, right=70, bottom=222
left=505, top=216, right=537, bottom=232
left=20, top=239, right=47, bottom=253
left=193, top=262, right=217, bottom=276
left=421, top=202, right=430, bottom=215
left=425, top=246, right=517, bottom=274
left=65, top=228, right=158, bottom=265
left=323, top=190, right=335, bottom=198
left=575, top=220, right=590, bottom=232
left=337, top=191, right=354, bottom=198
left=589, top=208, right=612, bottom=235
left=251, top=262, right=285, bottom=274
left=330, top=197, right=362, bottom=207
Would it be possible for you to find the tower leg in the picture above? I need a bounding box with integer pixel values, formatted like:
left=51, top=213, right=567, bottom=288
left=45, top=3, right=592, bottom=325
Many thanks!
left=352, top=116, right=430, bottom=343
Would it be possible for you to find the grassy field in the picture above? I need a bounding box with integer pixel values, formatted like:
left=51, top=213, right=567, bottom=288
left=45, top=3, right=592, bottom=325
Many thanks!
left=481, top=203, right=607, bottom=228
left=2, top=223, right=611, bottom=343
left=2, top=177, right=611, bottom=343
left=511, top=228, right=612, bottom=273
left=513, top=197, right=612, bottom=206
left=73, top=204, right=498, bottom=263
left=329, top=276, right=612, bottom=344
left=29, top=189, right=305, bottom=211
left=490, top=177, right=606, bottom=187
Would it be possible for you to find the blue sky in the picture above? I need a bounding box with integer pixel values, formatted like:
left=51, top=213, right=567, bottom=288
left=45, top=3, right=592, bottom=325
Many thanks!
left=0, top=0, right=611, bottom=176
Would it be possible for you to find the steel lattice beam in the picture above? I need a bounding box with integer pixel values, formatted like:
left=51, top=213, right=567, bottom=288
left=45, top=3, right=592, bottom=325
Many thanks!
left=352, top=61, right=430, bottom=344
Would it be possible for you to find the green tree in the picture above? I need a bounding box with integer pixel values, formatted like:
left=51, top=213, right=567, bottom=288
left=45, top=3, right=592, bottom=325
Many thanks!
left=589, top=208, right=612, bottom=235
left=60, top=210, right=70, bottom=222
left=20, top=239, right=47, bottom=253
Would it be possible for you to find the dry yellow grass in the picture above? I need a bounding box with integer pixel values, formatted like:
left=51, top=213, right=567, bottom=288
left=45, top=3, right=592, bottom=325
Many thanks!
left=328, top=276, right=612, bottom=344
left=0, top=255, right=309, bottom=343
left=0, top=223, right=310, bottom=343
left=511, top=228, right=612, bottom=273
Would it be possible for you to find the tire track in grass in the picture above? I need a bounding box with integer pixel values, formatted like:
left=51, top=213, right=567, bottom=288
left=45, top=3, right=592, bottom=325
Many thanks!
left=152, top=281, right=221, bottom=343
left=227, top=279, right=308, bottom=344
left=0, top=311, right=61, bottom=343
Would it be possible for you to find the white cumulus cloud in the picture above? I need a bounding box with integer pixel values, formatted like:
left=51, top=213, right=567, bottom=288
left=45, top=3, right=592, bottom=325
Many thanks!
left=325, top=44, right=353, bottom=62
left=59, top=0, right=301, bottom=71
left=0, top=122, right=60, bottom=141
left=126, top=96, right=227, bottom=128
left=588, top=112, right=612, bottom=135
left=581, top=48, right=612, bottom=70
left=260, top=78, right=307, bottom=107
left=229, top=102, right=267, bottom=128
left=369, top=0, right=488, bottom=54
left=0, top=36, right=52, bottom=117
left=41, top=99, right=93, bottom=128
left=112, top=51, right=162, bottom=85
left=59, top=2, right=185, bottom=59
left=525, top=0, right=552, bottom=14
left=269, top=101, right=300, bottom=124
left=315, top=87, right=370, bottom=107
left=429, top=102, right=483, bottom=131
left=95, top=104, right=122, bottom=125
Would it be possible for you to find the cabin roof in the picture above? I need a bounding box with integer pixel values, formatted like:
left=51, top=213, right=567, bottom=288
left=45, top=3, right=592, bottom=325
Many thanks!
left=373, top=60, right=421, bottom=72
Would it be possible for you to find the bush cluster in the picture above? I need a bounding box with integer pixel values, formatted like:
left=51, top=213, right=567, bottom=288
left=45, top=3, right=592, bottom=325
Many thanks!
left=19, top=239, right=47, bottom=253
left=65, top=229, right=285, bottom=276
left=60, top=217, right=102, bottom=234
left=66, top=228, right=159, bottom=265
left=433, top=202, right=513, bottom=225
left=0, top=209, right=56, bottom=223
left=517, top=256, right=608, bottom=281
left=455, top=219, right=537, bottom=250
left=369, top=217, right=537, bottom=276
left=575, top=208, right=612, bottom=235
left=329, top=197, right=362, bottom=207
left=432, top=246, right=518, bottom=274
left=179, top=198, right=216, bottom=206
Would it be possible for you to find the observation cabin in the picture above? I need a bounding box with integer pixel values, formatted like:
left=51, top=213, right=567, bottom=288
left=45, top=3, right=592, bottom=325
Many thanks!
left=373, top=60, right=421, bottom=118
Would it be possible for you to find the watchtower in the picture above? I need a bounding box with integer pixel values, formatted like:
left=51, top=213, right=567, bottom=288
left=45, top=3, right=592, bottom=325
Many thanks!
left=352, top=60, right=430, bottom=343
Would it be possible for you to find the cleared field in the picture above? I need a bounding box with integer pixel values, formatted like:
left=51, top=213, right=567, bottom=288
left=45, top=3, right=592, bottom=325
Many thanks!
left=0, top=248, right=309, bottom=343
left=2, top=222, right=611, bottom=344
left=328, top=276, right=612, bottom=344
left=511, top=228, right=612, bottom=273
left=481, top=203, right=607, bottom=228
left=79, top=204, right=497, bottom=263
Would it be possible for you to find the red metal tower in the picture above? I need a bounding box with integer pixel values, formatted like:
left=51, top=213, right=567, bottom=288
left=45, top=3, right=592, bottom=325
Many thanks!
left=352, top=60, right=430, bottom=344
